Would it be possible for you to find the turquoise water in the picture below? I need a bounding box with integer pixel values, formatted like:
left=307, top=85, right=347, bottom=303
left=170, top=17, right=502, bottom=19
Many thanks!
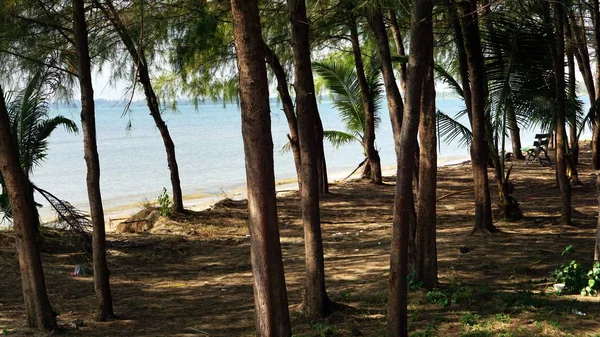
left=3, top=97, right=591, bottom=221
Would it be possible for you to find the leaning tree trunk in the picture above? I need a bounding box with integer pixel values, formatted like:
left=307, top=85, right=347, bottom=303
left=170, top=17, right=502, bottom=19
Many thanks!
left=231, top=1, right=292, bottom=334
left=0, top=85, right=57, bottom=330
left=349, top=17, right=382, bottom=184
left=371, top=4, right=427, bottom=335
left=415, top=51, right=437, bottom=289
left=97, top=0, right=184, bottom=212
left=289, top=0, right=331, bottom=317
left=388, top=10, right=408, bottom=94
left=565, top=20, right=580, bottom=183
left=554, top=0, right=572, bottom=226
left=370, top=6, right=417, bottom=274
left=459, top=0, right=497, bottom=234
left=73, top=0, right=114, bottom=321
left=593, top=0, right=600, bottom=170
left=263, top=42, right=302, bottom=188
left=315, top=116, right=329, bottom=195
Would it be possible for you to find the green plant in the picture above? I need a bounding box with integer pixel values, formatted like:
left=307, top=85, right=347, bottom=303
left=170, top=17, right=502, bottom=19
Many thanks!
left=311, top=322, right=334, bottom=337
left=407, top=270, right=424, bottom=290
left=410, top=324, right=438, bottom=337
left=157, top=187, right=173, bottom=216
left=495, top=313, right=511, bottom=323
left=460, top=313, right=482, bottom=326
left=553, top=260, right=587, bottom=294
left=426, top=289, right=452, bottom=307
left=459, top=331, right=492, bottom=337
left=561, top=245, right=575, bottom=256
left=582, top=261, right=600, bottom=296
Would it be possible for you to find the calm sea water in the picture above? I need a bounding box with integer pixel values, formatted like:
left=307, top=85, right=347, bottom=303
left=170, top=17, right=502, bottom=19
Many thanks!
left=2, top=97, right=592, bottom=222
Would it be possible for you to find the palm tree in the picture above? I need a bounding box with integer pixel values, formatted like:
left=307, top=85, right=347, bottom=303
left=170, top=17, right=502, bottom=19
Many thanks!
left=0, top=72, right=78, bottom=221
left=437, top=5, right=583, bottom=221
left=312, top=60, right=383, bottom=179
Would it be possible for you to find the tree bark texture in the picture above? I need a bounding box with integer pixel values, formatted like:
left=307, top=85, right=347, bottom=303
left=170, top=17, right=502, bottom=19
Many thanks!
left=388, top=10, right=407, bottom=94
left=231, top=1, right=292, bottom=335
left=553, top=0, right=572, bottom=226
left=372, top=4, right=427, bottom=335
left=288, top=0, right=330, bottom=317
left=459, top=0, right=497, bottom=233
left=263, top=42, right=302, bottom=189
left=97, top=0, right=184, bottom=212
left=0, top=85, right=57, bottom=330
left=349, top=18, right=382, bottom=184
left=73, top=0, right=114, bottom=321
left=593, top=0, right=600, bottom=170
left=565, top=21, right=580, bottom=180
left=369, top=7, right=417, bottom=268
left=416, top=63, right=437, bottom=289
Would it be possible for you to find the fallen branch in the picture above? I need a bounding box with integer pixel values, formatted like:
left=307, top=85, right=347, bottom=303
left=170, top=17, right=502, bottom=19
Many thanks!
left=436, top=188, right=473, bottom=202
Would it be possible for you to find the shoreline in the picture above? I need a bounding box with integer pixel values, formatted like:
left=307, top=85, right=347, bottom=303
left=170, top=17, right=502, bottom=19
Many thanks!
left=0, top=154, right=470, bottom=231
left=100, top=154, right=469, bottom=232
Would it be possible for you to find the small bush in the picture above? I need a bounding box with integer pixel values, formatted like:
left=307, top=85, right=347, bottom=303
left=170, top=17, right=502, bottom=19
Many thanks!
left=157, top=187, right=172, bottom=217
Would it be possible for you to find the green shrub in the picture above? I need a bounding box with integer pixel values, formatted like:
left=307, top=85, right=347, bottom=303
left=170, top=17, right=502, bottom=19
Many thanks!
left=157, top=187, right=173, bottom=216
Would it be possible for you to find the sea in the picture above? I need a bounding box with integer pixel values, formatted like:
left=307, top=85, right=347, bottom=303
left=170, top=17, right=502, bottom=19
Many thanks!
left=0, top=96, right=593, bottom=225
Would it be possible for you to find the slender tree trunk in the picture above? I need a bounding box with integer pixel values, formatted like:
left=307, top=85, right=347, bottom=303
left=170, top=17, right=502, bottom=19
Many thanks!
left=263, top=42, right=302, bottom=188
left=73, top=0, right=114, bottom=321
left=289, top=0, right=330, bottom=317
left=97, top=0, right=184, bottom=212
left=593, top=0, right=600, bottom=169
left=388, top=10, right=407, bottom=94
left=416, top=56, right=437, bottom=289
left=231, top=1, right=292, bottom=334
left=565, top=19, right=580, bottom=182
left=448, top=0, right=473, bottom=124
left=387, top=10, right=420, bottom=189
left=568, top=8, right=596, bottom=105
left=370, top=6, right=417, bottom=273
left=371, top=4, right=426, bottom=335
left=459, top=0, right=497, bottom=234
left=0, top=86, right=57, bottom=330
left=508, top=113, right=524, bottom=160
left=350, top=18, right=382, bottom=184
left=315, top=116, right=329, bottom=195
left=554, top=0, right=572, bottom=226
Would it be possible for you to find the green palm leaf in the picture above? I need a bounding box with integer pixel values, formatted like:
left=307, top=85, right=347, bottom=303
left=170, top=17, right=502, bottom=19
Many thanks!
left=312, top=61, right=366, bottom=134
left=323, top=130, right=362, bottom=150
left=437, top=109, right=473, bottom=148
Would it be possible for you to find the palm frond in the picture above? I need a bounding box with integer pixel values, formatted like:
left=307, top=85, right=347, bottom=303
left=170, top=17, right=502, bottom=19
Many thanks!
left=312, top=61, right=365, bottom=133
left=436, top=109, right=473, bottom=148
left=323, top=130, right=362, bottom=150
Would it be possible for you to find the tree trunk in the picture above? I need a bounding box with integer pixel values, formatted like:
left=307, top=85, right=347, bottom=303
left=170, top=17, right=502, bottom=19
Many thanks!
left=315, top=116, right=329, bottom=195
left=448, top=0, right=472, bottom=124
left=569, top=12, right=595, bottom=104
left=263, top=42, right=302, bottom=189
left=593, top=0, right=600, bottom=170
left=459, top=0, right=497, bottom=234
left=349, top=17, right=382, bottom=184
left=388, top=10, right=407, bottom=94
left=231, top=1, right=292, bottom=334
left=565, top=19, right=580, bottom=182
left=97, top=0, right=184, bottom=213
left=508, top=113, right=524, bottom=160
left=416, top=57, right=437, bottom=289
left=73, top=0, right=114, bottom=321
left=0, top=85, right=57, bottom=330
left=371, top=5, right=424, bottom=336
left=554, top=0, right=572, bottom=226
left=289, top=0, right=331, bottom=317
